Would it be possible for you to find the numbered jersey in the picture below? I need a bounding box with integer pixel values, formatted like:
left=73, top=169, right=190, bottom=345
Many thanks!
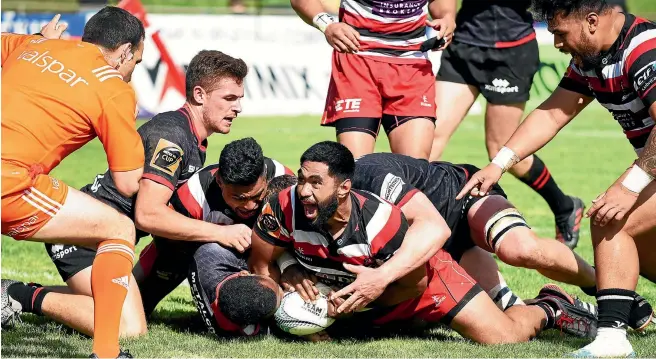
left=83, top=104, right=207, bottom=218
left=558, top=14, right=656, bottom=155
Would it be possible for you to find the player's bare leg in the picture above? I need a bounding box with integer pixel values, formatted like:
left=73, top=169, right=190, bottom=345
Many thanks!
left=451, top=284, right=596, bottom=344
left=485, top=102, right=583, bottom=249
left=485, top=103, right=532, bottom=175
left=429, top=81, right=478, bottom=161
left=571, top=182, right=656, bottom=357
left=12, top=271, right=147, bottom=337
left=24, top=186, right=136, bottom=358
left=337, top=131, right=377, bottom=160
left=466, top=195, right=596, bottom=288
left=387, top=118, right=435, bottom=160
left=459, top=247, right=525, bottom=311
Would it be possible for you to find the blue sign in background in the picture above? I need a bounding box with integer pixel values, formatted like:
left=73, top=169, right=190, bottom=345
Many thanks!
left=1, top=11, right=89, bottom=37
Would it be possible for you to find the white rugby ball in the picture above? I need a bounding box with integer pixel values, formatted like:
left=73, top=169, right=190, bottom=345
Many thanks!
left=274, top=283, right=335, bottom=336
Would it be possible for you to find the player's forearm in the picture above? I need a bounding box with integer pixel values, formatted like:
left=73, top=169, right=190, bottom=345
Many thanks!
left=500, top=108, right=564, bottom=163
left=135, top=205, right=225, bottom=242
left=291, top=0, right=331, bottom=27
left=376, top=219, right=450, bottom=285
left=636, top=125, right=656, bottom=178
left=428, top=0, right=456, bottom=20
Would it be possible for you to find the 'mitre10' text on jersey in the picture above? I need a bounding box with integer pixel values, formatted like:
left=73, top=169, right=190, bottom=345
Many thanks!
left=559, top=14, right=656, bottom=155
left=254, top=186, right=409, bottom=288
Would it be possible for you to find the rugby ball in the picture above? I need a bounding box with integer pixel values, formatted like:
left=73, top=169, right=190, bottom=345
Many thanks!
left=274, top=283, right=335, bottom=336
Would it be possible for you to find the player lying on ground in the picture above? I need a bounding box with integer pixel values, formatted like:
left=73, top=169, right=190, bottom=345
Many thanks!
left=249, top=141, right=598, bottom=344
left=1, top=7, right=146, bottom=358
left=430, top=0, right=585, bottom=249
left=133, top=138, right=293, bottom=333
left=1, top=50, right=248, bottom=340
left=291, top=0, right=456, bottom=160
left=459, top=0, right=656, bottom=356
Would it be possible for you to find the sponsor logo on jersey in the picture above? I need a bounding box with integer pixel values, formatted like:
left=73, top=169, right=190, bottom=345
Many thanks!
left=633, top=61, right=656, bottom=95
left=150, top=138, right=184, bottom=176
left=484, top=78, right=519, bottom=94
left=17, top=49, right=89, bottom=87
left=380, top=173, right=405, bottom=203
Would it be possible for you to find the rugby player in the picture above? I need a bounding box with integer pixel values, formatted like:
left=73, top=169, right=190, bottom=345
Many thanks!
left=291, top=0, right=456, bottom=160
left=249, top=141, right=598, bottom=344
left=352, top=153, right=595, bottom=302
left=430, top=0, right=585, bottom=248
left=459, top=0, right=656, bottom=356
left=2, top=50, right=248, bottom=341
left=133, top=138, right=294, bottom=332
left=1, top=7, right=146, bottom=358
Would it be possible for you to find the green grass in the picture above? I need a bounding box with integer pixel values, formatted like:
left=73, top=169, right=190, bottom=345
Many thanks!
left=2, top=102, right=656, bottom=357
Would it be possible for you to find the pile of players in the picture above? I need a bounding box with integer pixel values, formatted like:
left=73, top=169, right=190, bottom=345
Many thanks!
left=1, top=0, right=655, bottom=358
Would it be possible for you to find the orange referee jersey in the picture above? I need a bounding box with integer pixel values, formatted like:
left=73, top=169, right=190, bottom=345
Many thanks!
left=1, top=33, right=144, bottom=239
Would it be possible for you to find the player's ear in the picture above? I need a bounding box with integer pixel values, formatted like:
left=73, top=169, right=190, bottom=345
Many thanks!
left=585, top=12, right=599, bottom=33
left=215, top=174, right=224, bottom=188
left=115, top=43, right=132, bottom=66
left=337, top=179, right=351, bottom=198
left=193, top=85, right=206, bottom=105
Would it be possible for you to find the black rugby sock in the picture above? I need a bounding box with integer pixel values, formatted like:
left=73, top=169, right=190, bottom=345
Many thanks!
left=519, top=155, right=574, bottom=221
left=597, top=289, right=635, bottom=329
left=7, top=282, right=51, bottom=316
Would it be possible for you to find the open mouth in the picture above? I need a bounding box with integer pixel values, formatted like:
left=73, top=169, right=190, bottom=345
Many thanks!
left=301, top=200, right=318, bottom=219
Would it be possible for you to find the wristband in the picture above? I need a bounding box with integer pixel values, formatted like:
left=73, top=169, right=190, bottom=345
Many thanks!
left=312, top=12, right=337, bottom=33
left=276, top=251, right=299, bottom=274
left=491, top=147, right=520, bottom=172
left=621, top=164, right=653, bottom=194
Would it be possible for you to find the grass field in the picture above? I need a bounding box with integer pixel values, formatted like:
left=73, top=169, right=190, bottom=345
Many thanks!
left=2, top=101, right=656, bottom=357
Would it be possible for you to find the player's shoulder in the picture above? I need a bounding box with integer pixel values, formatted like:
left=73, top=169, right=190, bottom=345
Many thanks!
left=139, top=108, right=193, bottom=141
left=264, top=157, right=294, bottom=179
left=351, top=188, right=397, bottom=213
left=181, top=163, right=219, bottom=191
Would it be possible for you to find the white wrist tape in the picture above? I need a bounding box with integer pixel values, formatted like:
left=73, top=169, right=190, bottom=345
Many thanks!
left=312, top=12, right=337, bottom=33
left=276, top=251, right=300, bottom=274
left=491, top=147, right=519, bottom=172
left=621, top=164, right=653, bottom=194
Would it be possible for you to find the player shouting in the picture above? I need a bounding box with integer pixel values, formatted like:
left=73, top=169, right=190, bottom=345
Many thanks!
left=250, top=141, right=599, bottom=344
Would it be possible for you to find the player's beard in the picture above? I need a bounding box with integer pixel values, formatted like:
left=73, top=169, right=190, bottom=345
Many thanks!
left=577, top=28, right=603, bottom=70
left=309, top=193, right=339, bottom=231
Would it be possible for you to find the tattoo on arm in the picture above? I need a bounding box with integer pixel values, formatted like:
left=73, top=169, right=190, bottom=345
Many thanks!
left=637, top=127, right=656, bottom=177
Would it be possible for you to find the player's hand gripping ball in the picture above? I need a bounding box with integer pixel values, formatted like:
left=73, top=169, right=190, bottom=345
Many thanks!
left=274, top=282, right=335, bottom=336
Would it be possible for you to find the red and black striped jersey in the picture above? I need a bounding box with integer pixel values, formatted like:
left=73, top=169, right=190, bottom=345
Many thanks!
left=169, top=157, right=293, bottom=228
left=558, top=14, right=656, bottom=155
left=254, top=186, right=409, bottom=288
left=339, top=0, right=429, bottom=63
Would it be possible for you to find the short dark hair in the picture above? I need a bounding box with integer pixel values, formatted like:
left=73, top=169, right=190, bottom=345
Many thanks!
left=218, top=137, right=265, bottom=186
left=82, top=6, right=145, bottom=52
left=265, top=175, right=297, bottom=199
left=185, top=50, right=248, bottom=102
left=300, top=141, right=355, bottom=182
left=530, top=0, right=611, bottom=22
left=218, top=276, right=278, bottom=326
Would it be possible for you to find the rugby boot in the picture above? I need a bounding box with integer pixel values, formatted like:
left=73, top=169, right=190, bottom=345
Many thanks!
left=555, top=196, right=585, bottom=249
left=529, top=283, right=598, bottom=339
left=1, top=279, right=23, bottom=328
